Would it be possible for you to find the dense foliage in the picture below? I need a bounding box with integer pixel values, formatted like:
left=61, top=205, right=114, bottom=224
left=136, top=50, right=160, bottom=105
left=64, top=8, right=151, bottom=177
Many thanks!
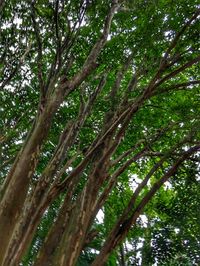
left=0, top=0, right=200, bottom=265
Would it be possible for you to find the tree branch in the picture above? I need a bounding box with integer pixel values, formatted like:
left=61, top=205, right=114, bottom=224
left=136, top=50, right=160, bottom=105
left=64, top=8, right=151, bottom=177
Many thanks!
left=60, top=1, right=120, bottom=91
left=154, top=80, right=200, bottom=95
left=162, top=8, right=200, bottom=61
left=0, top=43, right=32, bottom=90
left=155, top=55, right=200, bottom=89
left=30, top=2, right=45, bottom=95
left=92, top=144, right=200, bottom=266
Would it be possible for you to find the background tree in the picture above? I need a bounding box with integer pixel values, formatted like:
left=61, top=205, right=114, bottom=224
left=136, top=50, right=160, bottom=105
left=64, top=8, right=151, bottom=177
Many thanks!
left=0, top=0, right=199, bottom=265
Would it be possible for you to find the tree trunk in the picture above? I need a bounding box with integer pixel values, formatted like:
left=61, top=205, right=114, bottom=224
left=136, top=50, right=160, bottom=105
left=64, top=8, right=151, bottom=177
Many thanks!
left=51, top=177, right=101, bottom=266
left=0, top=99, right=60, bottom=264
left=34, top=187, right=74, bottom=266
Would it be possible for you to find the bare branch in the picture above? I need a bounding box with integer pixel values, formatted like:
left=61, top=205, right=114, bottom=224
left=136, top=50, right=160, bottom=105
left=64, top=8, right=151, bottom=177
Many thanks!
left=92, top=123, right=182, bottom=221
left=46, top=75, right=107, bottom=185
left=30, top=2, right=45, bottom=95
left=95, top=149, right=146, bottom=212
left=142, top=9, right=200, bottom=95
left=0, top=43, right=32, bottom=90
left=155, top=55, right=200, bottom=89
left=162, top=8, right=200, bottom=61
left=109, top=54, right=133, bottom=100
left=82, top=73, right=108, bottom=118
left=0, top=0, right=5, bottom=13
left=154, top=80, right=200, bottom=95
left=61, top=1, right=121, bottom=91
left=92, top=144, right=200, bottom=265
left=110, top=140, right=145, bottom=167
left=54, top=153, right=81, bottom=181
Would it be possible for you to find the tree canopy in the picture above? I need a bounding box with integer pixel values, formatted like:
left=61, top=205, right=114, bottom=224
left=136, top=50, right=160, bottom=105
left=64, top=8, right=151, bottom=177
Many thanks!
left=0, top=0, right=200, bottom=265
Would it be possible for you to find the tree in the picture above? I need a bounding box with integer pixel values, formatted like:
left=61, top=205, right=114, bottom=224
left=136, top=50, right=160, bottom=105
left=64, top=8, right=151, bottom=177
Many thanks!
left=0, top=0, right=200, bottom=265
